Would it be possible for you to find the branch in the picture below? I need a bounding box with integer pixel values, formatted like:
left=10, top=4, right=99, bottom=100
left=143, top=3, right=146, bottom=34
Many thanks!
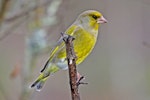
left=0, top=0, right=10, bottom=24
left=61, top=32, right=80, bottom=100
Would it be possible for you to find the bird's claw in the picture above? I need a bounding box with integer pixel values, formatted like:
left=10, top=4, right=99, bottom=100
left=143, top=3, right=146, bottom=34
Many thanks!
left=76, top=76, right=88, bottom=87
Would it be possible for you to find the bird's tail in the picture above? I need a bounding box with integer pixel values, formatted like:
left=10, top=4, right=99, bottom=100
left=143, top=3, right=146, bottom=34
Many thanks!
left=30, top=65, right=59, bottom=91
left=30, top=73, right=47, bottom=91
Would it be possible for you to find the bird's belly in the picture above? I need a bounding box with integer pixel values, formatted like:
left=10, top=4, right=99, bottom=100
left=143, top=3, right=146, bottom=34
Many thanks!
left=74, top=36, right=96, bottom=64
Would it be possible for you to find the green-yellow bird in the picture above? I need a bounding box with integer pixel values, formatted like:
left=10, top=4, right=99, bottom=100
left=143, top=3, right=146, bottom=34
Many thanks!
left=31, top=10, right=107, bottom=91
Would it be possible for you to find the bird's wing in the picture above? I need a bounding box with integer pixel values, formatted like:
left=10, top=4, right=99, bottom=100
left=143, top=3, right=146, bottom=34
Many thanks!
left=40, top=37, right=64, bottom=72
left=40, top=25, right=79, bottom=72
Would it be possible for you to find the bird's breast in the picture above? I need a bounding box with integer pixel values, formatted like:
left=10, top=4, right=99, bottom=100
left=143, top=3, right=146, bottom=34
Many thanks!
left=73, top=29, right=97, bottom=64
left=56, top=27, right=98, bottom=65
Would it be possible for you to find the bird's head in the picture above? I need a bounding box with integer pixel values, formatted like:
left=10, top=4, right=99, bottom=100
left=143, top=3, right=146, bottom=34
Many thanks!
left=75, top=10, right=107, bottom=34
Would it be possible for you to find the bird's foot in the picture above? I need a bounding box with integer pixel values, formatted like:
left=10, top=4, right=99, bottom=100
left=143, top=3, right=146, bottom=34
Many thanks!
left=76, top=72, right=88, bottom=87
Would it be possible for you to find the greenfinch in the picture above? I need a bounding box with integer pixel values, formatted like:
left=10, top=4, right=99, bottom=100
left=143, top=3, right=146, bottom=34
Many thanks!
left=31, top=10, right=107, bottom=91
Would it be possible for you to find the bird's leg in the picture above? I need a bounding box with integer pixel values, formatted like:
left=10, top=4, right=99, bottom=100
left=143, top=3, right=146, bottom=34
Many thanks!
left=76, top=72, right=88, bottom=86
left=77, top=72, right=82, bottom=82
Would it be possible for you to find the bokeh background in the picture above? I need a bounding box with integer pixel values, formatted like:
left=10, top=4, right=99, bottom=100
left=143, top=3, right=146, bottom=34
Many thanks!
left=0, top=0, right=150, bottom=100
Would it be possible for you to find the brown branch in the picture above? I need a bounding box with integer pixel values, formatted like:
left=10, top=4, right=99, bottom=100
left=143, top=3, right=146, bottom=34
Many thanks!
left=0, top=0, right=10, bottom=23
left=61, top=32, right=80, bottom=100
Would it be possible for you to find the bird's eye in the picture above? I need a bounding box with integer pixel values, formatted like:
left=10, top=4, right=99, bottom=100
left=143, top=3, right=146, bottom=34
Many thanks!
left=92, top=15, right=98, bottom=19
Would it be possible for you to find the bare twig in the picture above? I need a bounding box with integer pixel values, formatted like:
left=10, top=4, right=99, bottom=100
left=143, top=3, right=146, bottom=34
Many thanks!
left=61, top=32, right=80, bottom=100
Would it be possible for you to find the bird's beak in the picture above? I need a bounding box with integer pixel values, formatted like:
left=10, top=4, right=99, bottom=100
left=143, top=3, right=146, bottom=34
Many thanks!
left=97, top=16, right=107, bottom=24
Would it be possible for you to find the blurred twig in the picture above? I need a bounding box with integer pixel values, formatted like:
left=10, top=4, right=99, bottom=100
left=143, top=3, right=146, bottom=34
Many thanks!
left=0, top=15, right=27, bottom=42
left=0, top=0, right=10, bottom=24
left=4, top=0, right=52, bottom=22
left=0, top=0, right=54, bottom=42
left=143, top=41, right=150, bottom=48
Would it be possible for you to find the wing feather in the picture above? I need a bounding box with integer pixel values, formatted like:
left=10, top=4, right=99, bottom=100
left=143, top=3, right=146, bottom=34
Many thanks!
left=40, top=25, right=78, bottom=72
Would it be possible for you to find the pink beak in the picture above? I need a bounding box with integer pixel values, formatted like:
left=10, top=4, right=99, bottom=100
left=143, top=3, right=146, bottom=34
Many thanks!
left=97, top=16, right=107, bottom=24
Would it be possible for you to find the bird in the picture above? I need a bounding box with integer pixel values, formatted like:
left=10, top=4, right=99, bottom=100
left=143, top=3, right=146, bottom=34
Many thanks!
left=30, top=10, right=107, bottom=91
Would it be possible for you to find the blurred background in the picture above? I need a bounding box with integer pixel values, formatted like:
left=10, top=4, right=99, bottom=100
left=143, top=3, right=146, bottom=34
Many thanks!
left=0, top=0, right=150, bottom=100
